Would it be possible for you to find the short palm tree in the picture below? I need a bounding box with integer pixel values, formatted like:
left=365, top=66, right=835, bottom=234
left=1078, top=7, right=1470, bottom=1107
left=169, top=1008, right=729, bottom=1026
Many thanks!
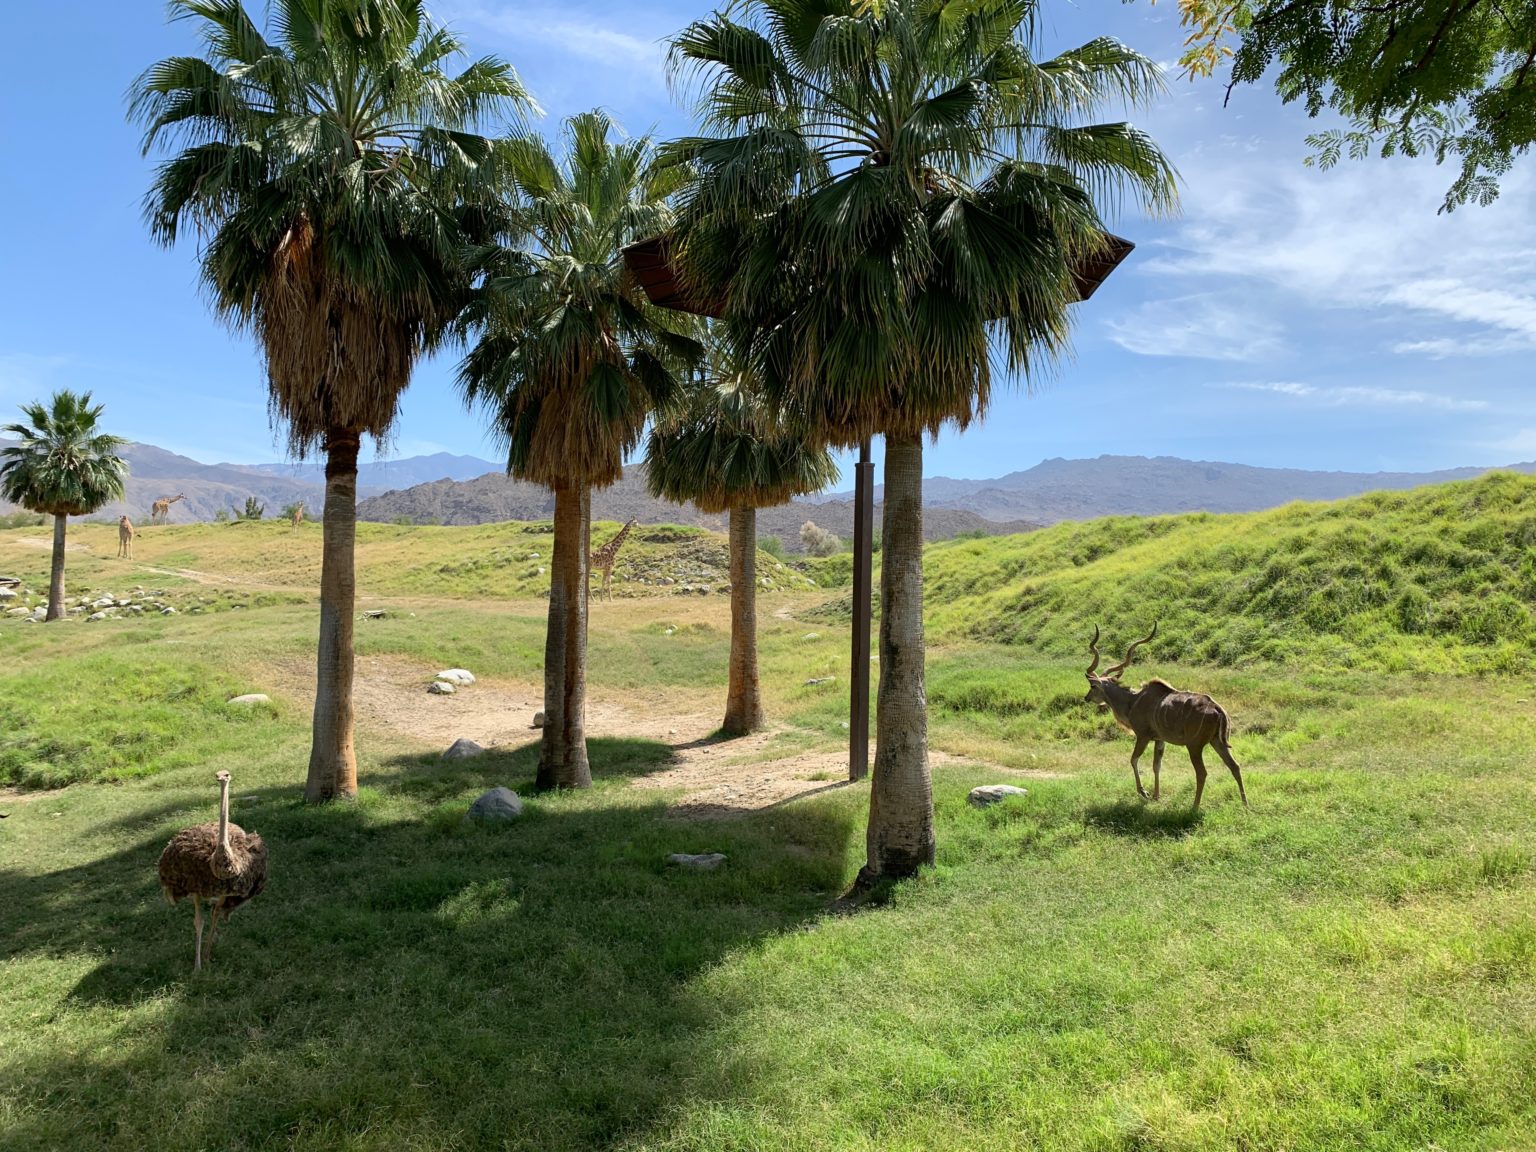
left=1, top=391, right=127, bottom=621
left=458, top=112, right=701, bottom=790
left=645, top=344, right=838, bottom=736
left=669, top=0, right=1178, bottom=891
left=133, top=0, right=531, bottom=802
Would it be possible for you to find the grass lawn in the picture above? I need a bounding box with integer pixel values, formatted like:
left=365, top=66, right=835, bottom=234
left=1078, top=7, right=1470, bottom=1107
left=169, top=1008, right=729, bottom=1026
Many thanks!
left=2, top=518, right=1535, bottom=1150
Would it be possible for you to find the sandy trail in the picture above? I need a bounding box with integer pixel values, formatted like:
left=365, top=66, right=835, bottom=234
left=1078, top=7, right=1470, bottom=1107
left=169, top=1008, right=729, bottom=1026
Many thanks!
left=324, top=655, right=1044, bottom=818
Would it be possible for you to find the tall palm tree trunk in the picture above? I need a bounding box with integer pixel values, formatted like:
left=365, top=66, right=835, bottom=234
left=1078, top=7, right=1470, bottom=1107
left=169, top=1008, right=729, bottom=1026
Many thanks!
left=724, top=505, right=764, bottom=736
left=858, top=433, right=934, bottom=888
left=46, top=514, right=67, bottom=621
left=306, top=428, right=360, bottom=802
left=539, top=481, right=592, bottom=789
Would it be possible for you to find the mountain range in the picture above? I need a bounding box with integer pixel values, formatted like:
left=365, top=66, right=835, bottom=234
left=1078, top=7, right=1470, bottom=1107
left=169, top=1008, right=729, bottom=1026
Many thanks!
left=0, top=440, right=501, bottom=525
left=803, top=454, right=1536, bottom=524
left=239, top=451, right=501, bottom=491
left=6, top=438, right=1536, bottom=549
left=352, top=466, right=1039, bottom=548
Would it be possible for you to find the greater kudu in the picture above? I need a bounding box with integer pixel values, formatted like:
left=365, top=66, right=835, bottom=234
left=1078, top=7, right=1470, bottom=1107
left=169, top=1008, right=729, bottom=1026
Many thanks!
left=1084, top=623, right=1248, bottom=808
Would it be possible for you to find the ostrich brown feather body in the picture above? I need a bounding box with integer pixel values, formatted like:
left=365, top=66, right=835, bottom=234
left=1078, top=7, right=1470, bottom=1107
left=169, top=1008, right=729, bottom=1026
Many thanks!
left=157, top=771, right=268, bottom=970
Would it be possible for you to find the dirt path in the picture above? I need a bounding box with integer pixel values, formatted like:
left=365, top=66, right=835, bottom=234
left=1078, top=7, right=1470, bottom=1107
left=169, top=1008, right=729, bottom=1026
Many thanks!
left=285, top=655, right=1043, bottom=818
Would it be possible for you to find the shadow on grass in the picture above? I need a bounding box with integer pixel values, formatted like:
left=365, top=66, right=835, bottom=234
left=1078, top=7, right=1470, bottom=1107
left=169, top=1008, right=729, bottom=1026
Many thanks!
left=386, top=735, right=676, bottom=806
left=1084, top=798, right=1204, bottom=839
left=0, top=736, right=858, bottom=1151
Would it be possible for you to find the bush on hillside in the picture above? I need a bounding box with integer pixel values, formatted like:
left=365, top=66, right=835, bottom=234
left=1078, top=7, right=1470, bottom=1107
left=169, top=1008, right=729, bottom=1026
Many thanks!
left=800, top=520, right=841, bottom=557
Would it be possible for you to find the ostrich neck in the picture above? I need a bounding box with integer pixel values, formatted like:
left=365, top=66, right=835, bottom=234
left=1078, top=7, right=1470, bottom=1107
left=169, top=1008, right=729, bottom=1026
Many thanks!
left=217, top=779, right=231, bottom=852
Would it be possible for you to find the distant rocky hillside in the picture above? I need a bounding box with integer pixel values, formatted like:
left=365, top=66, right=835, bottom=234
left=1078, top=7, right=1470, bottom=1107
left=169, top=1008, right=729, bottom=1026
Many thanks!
left=0, top=441, right=499, bottom=525
left=355, top=465, right=1039, bottom=551
left=0, top=439, right=321, bottom=525
left=806, top=454, right=1536, bottom=523
left=239, top=450, right=500, bottom=491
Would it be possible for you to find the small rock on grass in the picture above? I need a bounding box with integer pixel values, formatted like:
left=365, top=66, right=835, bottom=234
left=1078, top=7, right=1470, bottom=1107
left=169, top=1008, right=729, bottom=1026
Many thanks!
left=443, top=738, right=485, bottom=760
left=436, top=668, right=476, bottom=686
left=465, top=787, right=522, bottom=823
left=668, top=853, right=726, bottom=871
left=531, top=711, right=546, bottom=728
left=228, top=694, right=270, bottom=706
left=428, top=680, right=456, bottom=695
left=968, top=784, right=1027, bottom=808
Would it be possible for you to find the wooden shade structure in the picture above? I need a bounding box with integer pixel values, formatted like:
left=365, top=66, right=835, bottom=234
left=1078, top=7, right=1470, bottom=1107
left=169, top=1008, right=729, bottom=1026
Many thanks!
left=620, top=232, right=1135, bottom=318
left=622, top=229, right=1136, bottom=781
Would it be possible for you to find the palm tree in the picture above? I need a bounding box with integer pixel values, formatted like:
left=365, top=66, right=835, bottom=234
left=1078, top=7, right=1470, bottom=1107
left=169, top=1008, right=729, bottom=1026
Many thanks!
left=133, top=0, right=532, bottom=802
left=1, top=391, right=127, bottom=621
left=458, top=112, right=701, bottom=790
left=645, top=343, right=838, bottom=736
left=668, top=0, right=1178, bottom=891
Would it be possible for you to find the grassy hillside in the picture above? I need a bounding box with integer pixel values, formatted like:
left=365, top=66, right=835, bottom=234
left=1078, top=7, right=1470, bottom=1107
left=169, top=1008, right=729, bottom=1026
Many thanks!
left=0, top=518, right=812, bottom=602
left=4, top=484, right=1536, bottom=1149
left=924, top=472, right=1536, bottom=674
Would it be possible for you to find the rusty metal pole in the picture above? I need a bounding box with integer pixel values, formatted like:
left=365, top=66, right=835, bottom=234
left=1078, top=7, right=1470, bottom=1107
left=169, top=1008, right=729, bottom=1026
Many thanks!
left=849, top=438, right=874, bottom=781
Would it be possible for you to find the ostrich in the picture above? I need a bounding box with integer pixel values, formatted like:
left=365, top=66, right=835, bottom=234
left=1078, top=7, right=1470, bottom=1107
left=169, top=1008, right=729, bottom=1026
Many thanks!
left=157, top=770, right=268, bottom=971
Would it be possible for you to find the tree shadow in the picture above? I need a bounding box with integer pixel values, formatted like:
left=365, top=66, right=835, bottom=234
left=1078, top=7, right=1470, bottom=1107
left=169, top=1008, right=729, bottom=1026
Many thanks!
left=0, top=740, right=858, bottom=1150
left=1084, top=798, right=1204, bottom=839
left=383, top=735, right=676, bottom=806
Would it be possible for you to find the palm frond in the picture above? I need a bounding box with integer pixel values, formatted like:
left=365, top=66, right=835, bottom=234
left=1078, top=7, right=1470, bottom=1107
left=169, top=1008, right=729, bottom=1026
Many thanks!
left=134, top=0, right=535, bottom=456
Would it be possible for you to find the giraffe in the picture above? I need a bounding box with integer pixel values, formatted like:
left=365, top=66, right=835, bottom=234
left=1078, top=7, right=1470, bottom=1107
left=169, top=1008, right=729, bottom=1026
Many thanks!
left=291, top=502, right=304, bottom=529
left=588, top=518, right=639, bottom=600
left=151, top=493, right=185, bottom=525
left=118, top=516, right=135, bottom=559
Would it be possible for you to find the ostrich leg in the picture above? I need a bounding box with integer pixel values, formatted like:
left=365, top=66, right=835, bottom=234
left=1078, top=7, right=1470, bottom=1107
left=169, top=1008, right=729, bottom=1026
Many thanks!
left=193, top=901, right=204, bottom=972
left=205, top=908, right=221, bottom=965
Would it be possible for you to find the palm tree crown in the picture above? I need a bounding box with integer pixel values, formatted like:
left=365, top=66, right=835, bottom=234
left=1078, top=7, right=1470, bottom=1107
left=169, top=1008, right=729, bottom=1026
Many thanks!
left=133, top=0, right=534, bottom=455
left=645, top=346, right=838, bottom=514
left=457, top=111, right=701, bottom=485
left=1, top=391, right=127, bottom=518
left=457, top=111, right=701, bottom=791
left=668, top=0, right=1178, bottom=444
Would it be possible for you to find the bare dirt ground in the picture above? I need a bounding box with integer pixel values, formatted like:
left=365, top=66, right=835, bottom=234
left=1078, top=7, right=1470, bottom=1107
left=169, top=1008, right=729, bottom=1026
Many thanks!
left=285, top=655, right=1046, bottom=818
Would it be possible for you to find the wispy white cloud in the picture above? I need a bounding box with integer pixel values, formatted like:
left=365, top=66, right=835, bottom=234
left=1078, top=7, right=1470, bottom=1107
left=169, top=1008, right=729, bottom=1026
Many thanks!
left=1103, top=294, right=1284, bottom=362
left=448, top=3, right=665, bottom=76
left=1221, top=380, right=1488, bottom=411
left=1483, top=427, right=1536, bottom=459
left=1132, top=142, right=1536, bottom=362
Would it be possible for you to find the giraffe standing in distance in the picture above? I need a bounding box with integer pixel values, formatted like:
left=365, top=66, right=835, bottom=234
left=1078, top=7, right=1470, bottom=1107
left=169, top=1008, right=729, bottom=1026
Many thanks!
left=151, top=493, right=185, bottom=525
left=118, top=516, right=135, bottom=559
left=291, top=502, right=304, bottom=529
left=588, top=519, right=638, bottom=600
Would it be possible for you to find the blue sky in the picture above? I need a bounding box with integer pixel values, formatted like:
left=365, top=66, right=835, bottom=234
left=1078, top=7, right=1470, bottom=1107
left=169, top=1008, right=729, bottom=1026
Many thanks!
left=2, top=1, right=1533, bottom=481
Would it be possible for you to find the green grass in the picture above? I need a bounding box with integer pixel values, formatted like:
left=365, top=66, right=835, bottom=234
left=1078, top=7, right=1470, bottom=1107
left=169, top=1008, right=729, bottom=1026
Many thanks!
left=924, top=471, right=1536, bottom=673
left=4, top=489, right=1536, bottom=1149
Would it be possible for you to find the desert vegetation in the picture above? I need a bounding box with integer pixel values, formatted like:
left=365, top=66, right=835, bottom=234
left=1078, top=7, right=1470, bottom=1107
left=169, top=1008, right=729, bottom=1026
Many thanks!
left=4, top=0, right=1534, bottom=1147
left=3, top=491, right=1535, bottom=1148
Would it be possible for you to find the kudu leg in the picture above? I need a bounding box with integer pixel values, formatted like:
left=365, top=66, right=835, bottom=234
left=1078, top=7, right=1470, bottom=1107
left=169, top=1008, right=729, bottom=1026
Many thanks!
left=1129, top=735, right=1151, bottom=801
left=1188, top=746, right=1208, bottom=809
left=1152, top=741, right=1165, bottom=801
left=1215, top=742, right=1248, bottom=807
